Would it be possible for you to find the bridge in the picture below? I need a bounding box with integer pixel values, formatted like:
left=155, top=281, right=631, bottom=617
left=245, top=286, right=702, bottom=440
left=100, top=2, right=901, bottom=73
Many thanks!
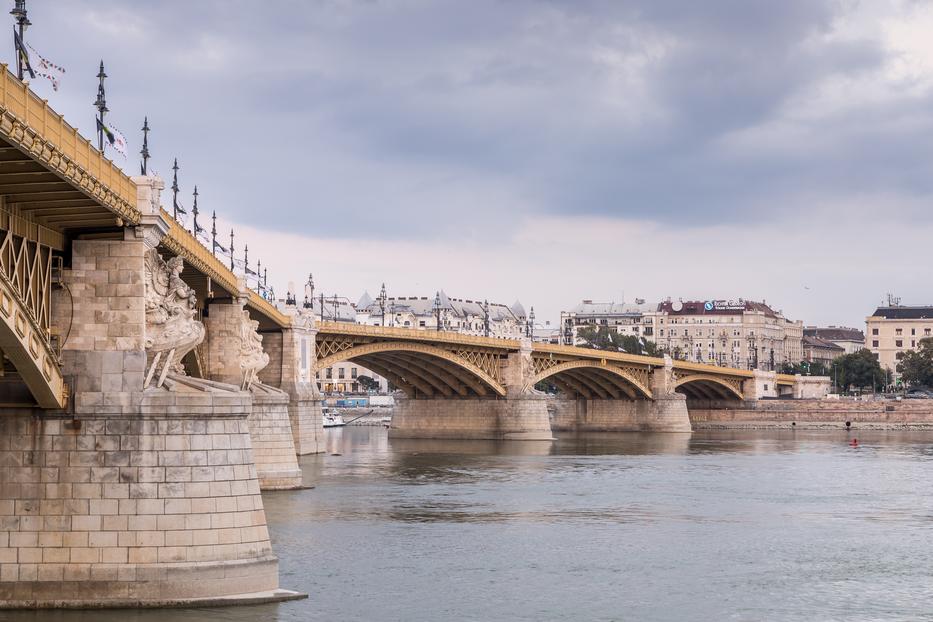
left=314, top=321, right=813, bottom=438
left=0, top=64, right=827, bottom=608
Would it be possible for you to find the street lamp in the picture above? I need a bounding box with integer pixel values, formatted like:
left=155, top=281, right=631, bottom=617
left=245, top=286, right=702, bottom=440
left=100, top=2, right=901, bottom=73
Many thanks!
left=10, top=1, right=31, bottom=82
left=378, top=283, right=387, bottom=327
left=483, top=300, right=490, bottom=338
left=527, top=306, right=535, bottom=339
left=303, top=273, right=314, bottom=309
left=433, top=291, right=443, bottom=332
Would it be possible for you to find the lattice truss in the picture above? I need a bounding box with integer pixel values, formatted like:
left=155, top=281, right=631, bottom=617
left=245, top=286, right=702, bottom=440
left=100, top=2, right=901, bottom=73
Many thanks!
left=0, top=212, right=66, bottom=408
left=0, top=224, right=52, bottom=335
left=530, top=354, right=653, bottom=399
left=671, top=369, right=744, bottom=398
left=314, top=334, right=509, bottom=398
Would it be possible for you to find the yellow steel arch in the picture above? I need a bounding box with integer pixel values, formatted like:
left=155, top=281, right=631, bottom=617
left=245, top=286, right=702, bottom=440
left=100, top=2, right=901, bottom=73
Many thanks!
left=0, top=273, right=65, bottom=408
left=673, top=374, right=744, bottom=399
left=315, top=341, right=507, bottom=397
left=532, top=359, right=652, bottom=399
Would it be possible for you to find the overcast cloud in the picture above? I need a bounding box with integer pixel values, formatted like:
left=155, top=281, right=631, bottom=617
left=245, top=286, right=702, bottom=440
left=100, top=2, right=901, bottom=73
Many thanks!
left=19, top=0, right=933, bottom=328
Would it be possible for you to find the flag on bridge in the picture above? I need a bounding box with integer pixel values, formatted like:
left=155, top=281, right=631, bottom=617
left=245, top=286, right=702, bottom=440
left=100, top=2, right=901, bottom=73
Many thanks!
left=26, top=42, right=65, bottom=91
left=96, top=119, right=127, bottom=157
left=13, top=29, right=35, bottom=79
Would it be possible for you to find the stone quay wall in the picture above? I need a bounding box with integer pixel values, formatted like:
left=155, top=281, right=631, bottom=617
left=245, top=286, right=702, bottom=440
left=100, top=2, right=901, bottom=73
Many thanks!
left=687, top=398, right=933, bottom=428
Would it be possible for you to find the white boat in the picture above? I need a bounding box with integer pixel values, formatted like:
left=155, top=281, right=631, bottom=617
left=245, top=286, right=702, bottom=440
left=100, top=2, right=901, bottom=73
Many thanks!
left=322, top=409, right=346, bottom=428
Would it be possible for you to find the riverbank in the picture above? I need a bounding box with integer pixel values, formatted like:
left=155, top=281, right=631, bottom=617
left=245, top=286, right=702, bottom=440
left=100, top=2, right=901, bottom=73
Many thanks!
left=686, top=397, right=933, bottom=430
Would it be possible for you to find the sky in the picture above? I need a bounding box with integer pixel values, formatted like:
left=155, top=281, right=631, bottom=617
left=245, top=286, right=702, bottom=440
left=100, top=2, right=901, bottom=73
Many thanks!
left=16, top=0, right=933, bottom=328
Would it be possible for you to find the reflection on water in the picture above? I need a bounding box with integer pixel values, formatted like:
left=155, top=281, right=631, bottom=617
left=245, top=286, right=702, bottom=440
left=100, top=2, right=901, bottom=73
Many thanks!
left=8, top=427, right=933, bottom=622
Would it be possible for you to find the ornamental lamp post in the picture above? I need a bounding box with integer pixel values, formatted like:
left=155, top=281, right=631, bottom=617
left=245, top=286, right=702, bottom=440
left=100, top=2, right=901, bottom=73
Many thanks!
left=140, top=117, right=150, bottom=175
left=483, top=300, right=490, bottom=338
left=10, top=1, right=30, bottom=81
left=94, top=61, right=108, bottom=152
left=433, top=291, right=442, bottom=332
left=378, top=283, right=387, bottom=327
left=304, top=273, right=314, bottom=309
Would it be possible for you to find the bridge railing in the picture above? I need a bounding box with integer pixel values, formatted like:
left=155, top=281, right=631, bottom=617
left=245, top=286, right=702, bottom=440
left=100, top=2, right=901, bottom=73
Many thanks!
left=0, top=64, right=139, bottom=224
left=159, top=208, right=290, bottom=328
left=315, top=321, right=521, bottom=349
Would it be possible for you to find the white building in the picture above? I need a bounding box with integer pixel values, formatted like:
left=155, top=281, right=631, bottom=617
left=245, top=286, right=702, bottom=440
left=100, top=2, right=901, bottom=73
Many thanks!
left=355, top=291, right=529, bottom=339
left=560, top=297, right=804, bottom=370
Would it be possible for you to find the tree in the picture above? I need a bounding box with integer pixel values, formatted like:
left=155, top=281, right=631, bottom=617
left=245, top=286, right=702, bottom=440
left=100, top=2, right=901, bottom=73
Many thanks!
left=897, top=338, right=933, bottom=387
left=833, top=349, right=888, bottom=392
left=357, top=375, right=380, bottom=392
left=779, top=361, right=828, bottom=376
left=576, top=325, right=661, bottom=356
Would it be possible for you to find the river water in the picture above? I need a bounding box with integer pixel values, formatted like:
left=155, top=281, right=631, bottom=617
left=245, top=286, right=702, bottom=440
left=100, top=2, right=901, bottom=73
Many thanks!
left=5, top=427, right=933, bottom=621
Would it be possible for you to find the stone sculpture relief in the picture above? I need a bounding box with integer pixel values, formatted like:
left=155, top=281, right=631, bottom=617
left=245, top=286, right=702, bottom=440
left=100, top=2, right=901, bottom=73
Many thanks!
left=143, top=248, right=205, bottom=387
left=239, top=310, right=269, bottom=390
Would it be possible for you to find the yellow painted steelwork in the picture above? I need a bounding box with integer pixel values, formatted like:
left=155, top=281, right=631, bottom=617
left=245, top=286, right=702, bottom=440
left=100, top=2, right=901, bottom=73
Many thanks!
left=0, top=64, right=139, bottom=225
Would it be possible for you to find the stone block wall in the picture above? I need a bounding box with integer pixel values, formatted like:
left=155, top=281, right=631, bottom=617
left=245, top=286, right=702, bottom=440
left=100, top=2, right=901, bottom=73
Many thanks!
left=549, top=396, right=691, bottom=432
left=53, top=237, right=148, bottom=416
left=248, top=389, right=303, bottom=490
left=688, top=398, right=933, bottom=427
left=0, top=391, right=282, bottom=606
left=391, top=397, right=553, bottom=441
left=257, top=320, right=325, bottom=455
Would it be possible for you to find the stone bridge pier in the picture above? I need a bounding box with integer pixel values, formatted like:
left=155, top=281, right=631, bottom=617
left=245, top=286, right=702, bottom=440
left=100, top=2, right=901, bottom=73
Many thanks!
left=388, top=345, right=690, bottom=440
left=201, top=293, right=304, bottom=490
left=548, top=357, right=691, bottom=433
left=256, top=308, right=325, bottom=456
left=390, top=340, right=553, bottom=441
left=0, top=177, right=300, bottom=607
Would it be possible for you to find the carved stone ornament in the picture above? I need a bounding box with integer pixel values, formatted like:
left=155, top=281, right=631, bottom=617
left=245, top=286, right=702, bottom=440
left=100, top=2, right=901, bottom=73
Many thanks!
left=239, top=310, right=269, bottom=390
left=143, top=248, right=205, bottom=387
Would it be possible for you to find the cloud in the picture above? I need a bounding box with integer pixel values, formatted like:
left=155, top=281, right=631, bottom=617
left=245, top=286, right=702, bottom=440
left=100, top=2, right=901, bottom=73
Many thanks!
left=18, top=0, right=933, bottom=326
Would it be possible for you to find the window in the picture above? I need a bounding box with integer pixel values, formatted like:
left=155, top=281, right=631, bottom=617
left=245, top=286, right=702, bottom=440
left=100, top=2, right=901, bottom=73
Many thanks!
left=872, top=340, right=879, bottom=348
left=872, top=328, right=878, bottom=335
left=325, top=368, right=333, bottom=379
left=896, top=352, right=905, bottom=360
left=926, top=328, right=932, bottom=336
left=912, top=328, right=916, bottom=335
left=338, top=368, right=345, bottom=379
left=896, top=340, right=903, bottom=348
left=404, top=321, right=411, bottom=326
left=351, top=368, right=358, bottom=379
left=659, top=329, right=664, bottom=337
left=419, top=321, right=426, bottom=327
left=912, top=340, right=916, bottom=348
left=896, top=328, right=903, bottom=336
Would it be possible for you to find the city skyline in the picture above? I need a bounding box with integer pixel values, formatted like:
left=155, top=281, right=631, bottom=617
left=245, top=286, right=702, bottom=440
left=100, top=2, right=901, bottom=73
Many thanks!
left=16, top=0, right=933, bottom=329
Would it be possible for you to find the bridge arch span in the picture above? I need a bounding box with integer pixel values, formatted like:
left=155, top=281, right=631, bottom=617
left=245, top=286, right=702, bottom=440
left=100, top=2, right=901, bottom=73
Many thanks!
left=532, top=360, right=652, bottom=400
left=673, top=374, right=744, bottom=400
left=315, top=341, right=507, bottom=398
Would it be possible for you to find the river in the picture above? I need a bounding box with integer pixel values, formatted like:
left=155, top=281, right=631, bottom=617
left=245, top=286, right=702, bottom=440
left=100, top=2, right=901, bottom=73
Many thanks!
left=5, top=427, right=933, bottom=621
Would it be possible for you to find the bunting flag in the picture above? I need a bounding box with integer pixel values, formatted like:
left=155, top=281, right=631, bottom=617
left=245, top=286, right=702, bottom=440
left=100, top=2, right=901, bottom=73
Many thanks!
left=13, top=30, right=35, bottom=80
left=26, top=42, right=64, bottom=91
left=195, top=224, right=210, bottom=245
left=174, top=199, right=187, bottom=215
left=245, top=265, right=257, bottom=276
left=213, top=240, right=228, bottom=255
left=96, top=119, right=127, bottom=157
